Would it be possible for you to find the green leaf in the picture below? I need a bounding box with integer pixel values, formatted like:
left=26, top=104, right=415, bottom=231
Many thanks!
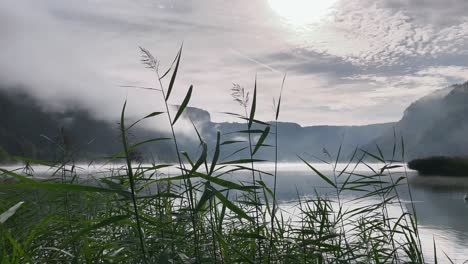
left=222, top=146, right=248, bottom=161
left=134, top=193, right=182, bottom=199
left=0, top=201, right=24, bottom=224
left=209, top=131, right=221, bottom=175
left=248, top=77, right=257, bottom=129
left=220, top=140, right=245, bottom=145
left=443, top=251, right=455, bottom=264
left=210, top=186, right=252, bottom=221
left=181, top=151, right=195, bottom=167
left=0, top=169, right=35, bottom=183
left=236, top=117, right=270, bottom=126
left=376, top=144, right=385, bottom=160
left=276, top=73, right=286, bottom=120
left=172, top=85, right=193, bottom=125
left=166, top=44, right=183, bottom=101
left=100, top=179, right=130, bottom=197
left=220, top=159, right=265, bottom=165
left=232, top=165, right=273, bottom=176
left=392, top=129, right=397, bottom=160
left=256, top=180, right=274, bottom=197
left=214, top=230, right=254, bottom=264
left=127, top=112, right=165, bottom=130
left=192, top=142, right=208, bottom=171
left=198, top=173, right=248, bottom=191
left=232, top=129, right=265, bottom=134
left=401, top=136, right=405, bottom=161
left=150, top=174, right=197, bottom=183
left=190, top=119, right=205, bottom=146
left=221, top=111, right=244, bottom=118
left=159, top=51, right=180, bottom=80
left=72, top=215, right=130, bottom=239
left=109, top=138, right=171, bottom=161
left=2, top=229, right=30, bottom=261
left=218, top=198, right=227, bottom=232
left=252, top=126, right=270, bottom=155
left=360, top=149, right=385, bottom=163
left=195, top=186, right=213, bottom=213
left=299, top=156, right=337, bottom=188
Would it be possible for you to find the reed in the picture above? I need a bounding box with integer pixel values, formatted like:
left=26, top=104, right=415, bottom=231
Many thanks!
left=0, top=47, right=452, bottom=263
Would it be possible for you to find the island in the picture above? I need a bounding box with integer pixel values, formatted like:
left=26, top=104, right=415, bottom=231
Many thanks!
left=408, top=156, right=468, bottom=177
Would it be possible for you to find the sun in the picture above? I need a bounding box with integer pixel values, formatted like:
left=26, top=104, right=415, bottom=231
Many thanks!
left=268, top=0, right=337, bottom=26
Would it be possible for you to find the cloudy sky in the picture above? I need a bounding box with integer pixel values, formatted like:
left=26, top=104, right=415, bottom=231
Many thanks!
left=1, top=0, right=468, bottom=126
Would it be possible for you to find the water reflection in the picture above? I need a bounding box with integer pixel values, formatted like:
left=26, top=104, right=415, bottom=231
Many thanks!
left=258, top=166, right=468, bottom=263
left=224, top=163, right=468, bottom=262
left=402, top=184, right=468, bottom=263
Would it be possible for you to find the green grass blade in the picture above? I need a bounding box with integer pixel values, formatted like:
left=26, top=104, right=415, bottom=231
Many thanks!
left=109, top=137, right=171, bottom=161
left=299, top=156, right=337, bottom=188
left=0, top=201, right=24, bottom=224
left=220, top=159, right=265, bottom=165
left=360, top=149, right=385, bottom=163
left=210, top=186, right=252, bottom=221
left=276, top=73, right=286, bottom=120
left=195, top=186, right=213, bottom=213
left=172, top=85, right=193, bottom=125
left=221, top=140, right=245, bottom=145
left=209, top=131, right=221, bottom=175
left=127, top=111, right=165, bottom=130
left=443, top=251, right=455, bottom=264
left=252, top=126, right=270, bottom=156
left=248, top=77, right=257, bottom=129
left=159, top=50, right=180, bottom=80
left=0, top=169, right=35, bottom=183
left=166, top=44, right=183, bottom=101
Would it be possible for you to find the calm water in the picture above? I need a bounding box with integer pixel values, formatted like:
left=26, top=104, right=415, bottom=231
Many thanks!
left=222, top=163, right=468, bottom=263
left=3, top=162, right=468, bottom=263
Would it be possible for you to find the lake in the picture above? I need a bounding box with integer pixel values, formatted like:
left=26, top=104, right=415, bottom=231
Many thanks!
left=2, top=162, right=468, bottom=263
left=249, top=163, right=468, bottom=263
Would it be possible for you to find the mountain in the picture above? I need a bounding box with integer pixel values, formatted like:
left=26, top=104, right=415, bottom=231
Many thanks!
left=0, top=86, right=394, bottom=163
left=0, top=87, right=177, bottom=163
left=367, top=82, right=468, bottom=160
left=178, top=107, right=394, bottom=162
left=5, top=81, right=466, bottom=164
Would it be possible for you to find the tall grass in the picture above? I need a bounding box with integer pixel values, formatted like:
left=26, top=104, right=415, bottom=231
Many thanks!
left=0, top=46, right=448, bottom=263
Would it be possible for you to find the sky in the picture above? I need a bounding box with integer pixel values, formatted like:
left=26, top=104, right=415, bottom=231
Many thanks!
left=1, top=0, right=468, bottom=126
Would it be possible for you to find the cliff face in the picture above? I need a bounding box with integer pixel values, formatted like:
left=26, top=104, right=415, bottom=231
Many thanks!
left=368, top=82, right=468, bottom=160
left=184, top=109, right=394, bottom=162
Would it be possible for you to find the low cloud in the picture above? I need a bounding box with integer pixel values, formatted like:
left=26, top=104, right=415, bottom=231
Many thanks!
left=0, top=0, right=467, bottom=127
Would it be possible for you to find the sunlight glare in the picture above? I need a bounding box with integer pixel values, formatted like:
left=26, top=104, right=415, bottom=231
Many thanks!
left=269, top=0, right=337, bottom=26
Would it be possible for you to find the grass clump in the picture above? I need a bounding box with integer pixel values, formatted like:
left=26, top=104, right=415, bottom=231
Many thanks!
left=0, top=46, right=448, bottom=263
